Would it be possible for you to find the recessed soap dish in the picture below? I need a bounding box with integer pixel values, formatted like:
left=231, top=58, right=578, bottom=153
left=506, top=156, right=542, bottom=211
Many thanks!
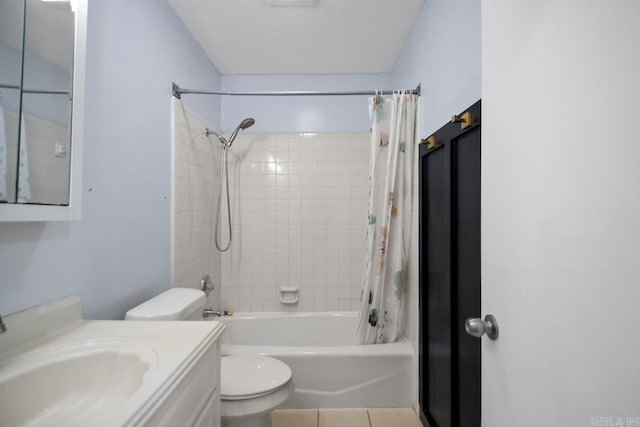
left=279, top=287, right=299, bottom=304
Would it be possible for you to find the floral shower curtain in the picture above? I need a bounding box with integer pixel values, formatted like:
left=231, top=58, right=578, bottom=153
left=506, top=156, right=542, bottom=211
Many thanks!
left=357, top=92, right=418, bottom=344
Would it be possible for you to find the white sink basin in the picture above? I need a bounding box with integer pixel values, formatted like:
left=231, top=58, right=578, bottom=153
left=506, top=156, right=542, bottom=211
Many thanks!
left=0, top=296, right=225, bottom=427
left=0, top=341, right=155, bottom=427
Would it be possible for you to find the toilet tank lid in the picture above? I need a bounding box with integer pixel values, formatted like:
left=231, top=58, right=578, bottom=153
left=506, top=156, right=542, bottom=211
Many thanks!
left=125, top=288, right=206, bottom=321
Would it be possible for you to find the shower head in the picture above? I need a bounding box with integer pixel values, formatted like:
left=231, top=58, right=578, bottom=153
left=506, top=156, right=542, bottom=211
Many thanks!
left=227, top=117, right=255, bottom=146
left=239, top=118, right=255, bottom=130
left=205, top=118, right=255, bottom=147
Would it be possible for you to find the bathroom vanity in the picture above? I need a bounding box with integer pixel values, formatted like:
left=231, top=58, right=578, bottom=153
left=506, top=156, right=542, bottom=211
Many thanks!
left=0, top=296, right=225, bottom=427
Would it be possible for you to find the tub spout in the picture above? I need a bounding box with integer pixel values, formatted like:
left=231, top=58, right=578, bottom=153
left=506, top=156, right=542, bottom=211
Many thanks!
left=203, top=308, right=222, bottom=318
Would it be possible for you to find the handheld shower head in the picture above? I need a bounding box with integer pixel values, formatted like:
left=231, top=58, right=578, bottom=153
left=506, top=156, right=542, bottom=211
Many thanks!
left=239, top=118, right=255, bottom=130
left=205, top=118, right=255, bottom=147
left=227, top=117, right=255, bottom=146
left=212, top=117, right=256, bottom=252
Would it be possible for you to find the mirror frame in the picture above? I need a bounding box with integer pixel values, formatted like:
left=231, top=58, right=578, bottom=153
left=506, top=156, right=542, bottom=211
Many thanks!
left=0, top=0, right=87, bottom=221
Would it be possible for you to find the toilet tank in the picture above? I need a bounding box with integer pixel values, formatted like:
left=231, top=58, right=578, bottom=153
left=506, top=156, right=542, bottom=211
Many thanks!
left=125, top=288, right=206, bottom=321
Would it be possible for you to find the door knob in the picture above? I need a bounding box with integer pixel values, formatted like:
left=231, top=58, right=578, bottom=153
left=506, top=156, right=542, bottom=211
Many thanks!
left=465, top=314, right=499, bottom=340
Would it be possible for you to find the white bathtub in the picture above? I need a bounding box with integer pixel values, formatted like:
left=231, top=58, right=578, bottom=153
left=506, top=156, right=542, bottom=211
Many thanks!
left=218, top=312, right=414, bottom=409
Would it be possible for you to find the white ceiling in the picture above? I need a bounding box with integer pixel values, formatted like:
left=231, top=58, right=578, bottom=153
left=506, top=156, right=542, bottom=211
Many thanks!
left=168, top=0, right=424, bottom=75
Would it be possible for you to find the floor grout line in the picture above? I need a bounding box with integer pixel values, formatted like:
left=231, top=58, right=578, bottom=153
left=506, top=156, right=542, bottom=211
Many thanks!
left=272, top=408, right=423, bottom=427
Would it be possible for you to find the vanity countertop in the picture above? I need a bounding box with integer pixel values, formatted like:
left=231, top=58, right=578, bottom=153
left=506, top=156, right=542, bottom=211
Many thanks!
left=0, top=296, right=225, bottom=427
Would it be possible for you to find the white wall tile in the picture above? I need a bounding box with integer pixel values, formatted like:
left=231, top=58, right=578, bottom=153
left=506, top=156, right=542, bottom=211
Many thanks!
left=221, top=132, right=370, bottom=312
left=171, top=99, right=222, bottom=309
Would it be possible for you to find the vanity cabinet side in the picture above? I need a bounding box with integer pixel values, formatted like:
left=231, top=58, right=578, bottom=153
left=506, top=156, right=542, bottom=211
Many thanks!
left=146, top=332, right=222, bottom=427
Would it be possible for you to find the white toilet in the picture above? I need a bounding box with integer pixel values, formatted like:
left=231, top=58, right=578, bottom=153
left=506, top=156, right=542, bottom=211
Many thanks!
left=125, top=288, right=294, bottom=427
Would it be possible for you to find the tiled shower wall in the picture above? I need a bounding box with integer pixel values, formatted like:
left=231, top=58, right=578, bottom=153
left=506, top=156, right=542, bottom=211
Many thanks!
left=221, top=132, right=370, bottom=312
left=171, top=99, right=222, bottom=307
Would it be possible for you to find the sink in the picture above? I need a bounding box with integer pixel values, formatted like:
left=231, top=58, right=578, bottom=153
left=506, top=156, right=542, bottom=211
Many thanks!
left=0, top=341, right=155, bottom=427
left=0, top=296, right=225, bottom=427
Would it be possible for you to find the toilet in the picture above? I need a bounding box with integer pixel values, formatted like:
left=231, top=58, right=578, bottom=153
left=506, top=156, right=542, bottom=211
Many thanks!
left=125, top=288, right=294, bottom=427
left=220, top=355, right=293, bottom=427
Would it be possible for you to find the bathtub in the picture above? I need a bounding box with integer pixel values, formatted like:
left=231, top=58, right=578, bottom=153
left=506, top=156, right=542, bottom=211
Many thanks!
left=218, top=312, right=414, bottom=409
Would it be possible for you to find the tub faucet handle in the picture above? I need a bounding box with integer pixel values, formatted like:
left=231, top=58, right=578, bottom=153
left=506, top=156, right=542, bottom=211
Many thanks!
left=201, top=275, right=214, bottom=297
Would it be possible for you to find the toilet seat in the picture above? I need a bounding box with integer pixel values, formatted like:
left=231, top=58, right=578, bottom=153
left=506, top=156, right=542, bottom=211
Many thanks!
left=125, top=290, right=294, bottom=427
left=221, top=355, right=292, bottom=401
left=221, top=380, right=294, bottom=421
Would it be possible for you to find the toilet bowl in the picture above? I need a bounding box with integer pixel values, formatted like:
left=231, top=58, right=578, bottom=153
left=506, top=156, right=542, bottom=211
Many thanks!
left=221, top=355, right=293, bottom=427
left=125, top=288, right=294, bottom=427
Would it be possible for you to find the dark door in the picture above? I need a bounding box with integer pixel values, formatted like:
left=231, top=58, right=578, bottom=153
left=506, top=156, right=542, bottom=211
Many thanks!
left=419, top=100, right=481, bottom=427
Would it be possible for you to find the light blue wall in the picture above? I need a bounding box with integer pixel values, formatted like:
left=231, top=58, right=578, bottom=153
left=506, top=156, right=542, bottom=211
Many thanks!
left=391, top=0, right=481, bottom=136
left=0, top=0, right=480, bottom=320
left=222, top=1, right=481, bottom=138
left=0, top=0, right=221, bottom=319
left=221, top=74, right=391, bottom=132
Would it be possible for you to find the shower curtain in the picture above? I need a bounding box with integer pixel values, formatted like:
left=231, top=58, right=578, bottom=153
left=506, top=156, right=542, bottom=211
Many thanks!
left=357, top=92, right=418, bottom=344
left=17, top=115, right=31, bottom=203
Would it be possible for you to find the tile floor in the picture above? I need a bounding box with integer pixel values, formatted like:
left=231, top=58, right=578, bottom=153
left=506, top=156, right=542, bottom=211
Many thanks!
left=271, top=408, right=424, bottom=427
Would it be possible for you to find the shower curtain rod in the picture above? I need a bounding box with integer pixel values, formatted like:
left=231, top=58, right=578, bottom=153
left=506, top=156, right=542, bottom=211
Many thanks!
left=172, top=82, right=420, bottom=99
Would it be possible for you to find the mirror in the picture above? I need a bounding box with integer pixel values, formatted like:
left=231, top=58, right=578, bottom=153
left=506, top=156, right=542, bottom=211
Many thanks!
left=0, top=0, right=86, bottom=220
left=20, top=0, right=75, bottom=205
left=0, top=0, right=26, bottom=203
